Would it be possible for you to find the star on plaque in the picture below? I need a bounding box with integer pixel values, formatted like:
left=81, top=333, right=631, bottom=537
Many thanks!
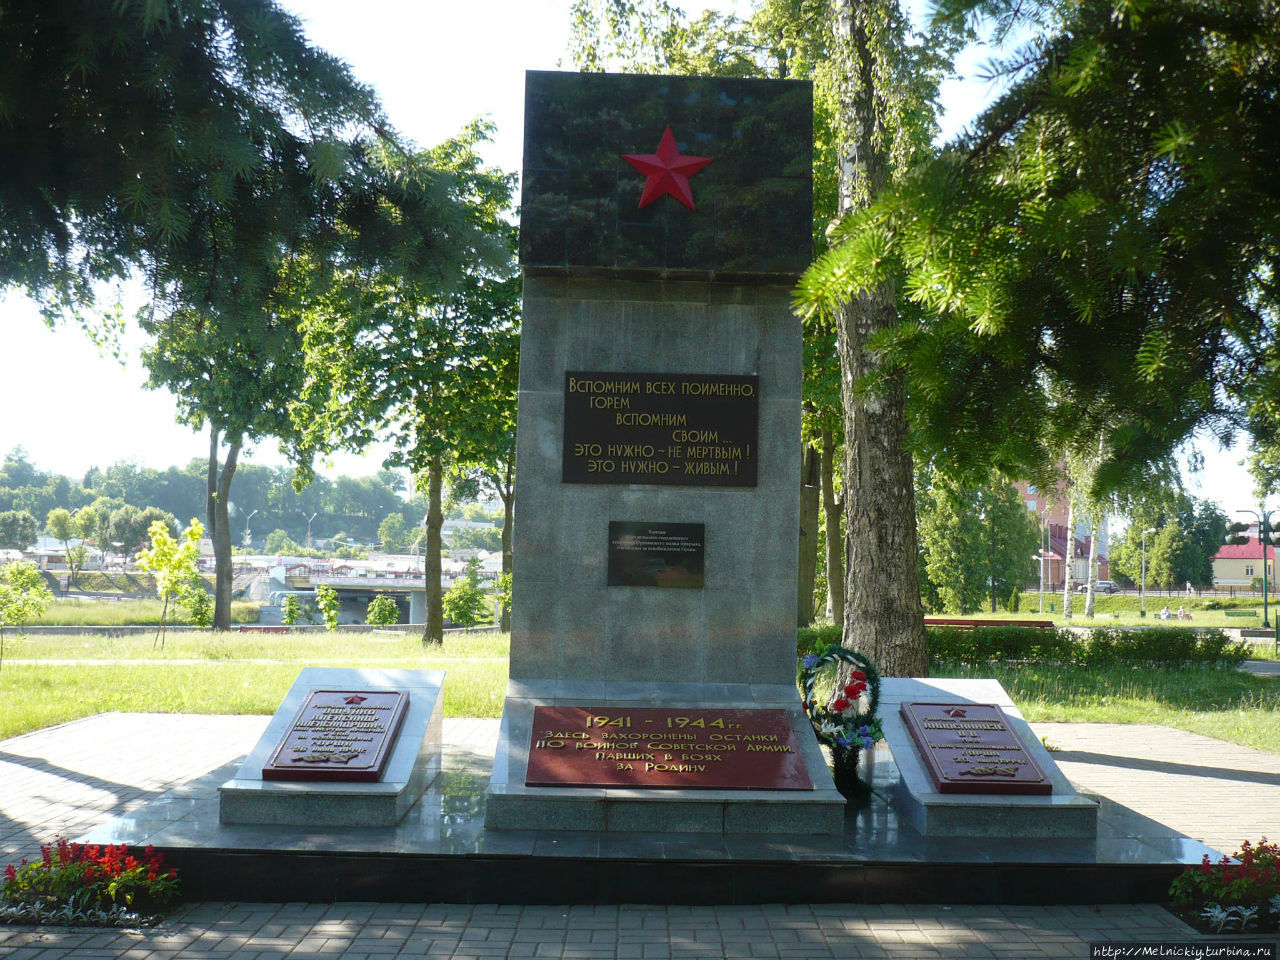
left=943, top=707, right=967, bottom=718
left=621, top=126, right=713, bottom=211
left=343, top=694, right=368, bottom=705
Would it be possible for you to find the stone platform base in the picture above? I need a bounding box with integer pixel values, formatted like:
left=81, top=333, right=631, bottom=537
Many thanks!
left=219, top=668, right=443, bottom=828
left=881, top=678, right=1098, bottom=838
left=485, top=679, right=846, bottom=834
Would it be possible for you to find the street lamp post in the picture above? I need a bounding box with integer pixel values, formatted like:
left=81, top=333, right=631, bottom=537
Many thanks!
left=1038, top=512, right=1048, bottom=614
left=1140, top=527, right=1157, bottom=617
left=243, top=509, right=259, bottom=548
left=1236, top=509, right=1277, bottom=628
left=302, top=511, right=318, bottom=549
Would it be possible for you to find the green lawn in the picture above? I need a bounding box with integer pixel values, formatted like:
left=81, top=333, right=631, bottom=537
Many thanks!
left=1, top=629, right=1276, bottom=757
left=0, top=629, right=509, bottom=740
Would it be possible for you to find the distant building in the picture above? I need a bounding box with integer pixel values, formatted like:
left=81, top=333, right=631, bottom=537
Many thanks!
left=1013, top=478, right=1109, bottom=587
left=1212, top=534, right=1276, bottom=587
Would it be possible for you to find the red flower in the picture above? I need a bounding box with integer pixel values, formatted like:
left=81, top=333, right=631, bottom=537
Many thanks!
left=850, top=671, right=866, bottom=681
left=831, top=698, right=851, bottom=713
left=3, top=864, right=15, bottom=884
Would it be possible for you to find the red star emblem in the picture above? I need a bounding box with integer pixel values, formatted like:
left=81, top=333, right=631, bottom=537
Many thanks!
left=943, top=707, right=967, bottom=718
left=621, top=126, right=713, bottom=211
left=343, top=694, right=368, bottom=705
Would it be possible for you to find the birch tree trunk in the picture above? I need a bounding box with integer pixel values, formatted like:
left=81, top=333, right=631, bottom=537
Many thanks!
left=798, top=443, right=820, bottom=626
left=821, top=426, right=845, bottom=625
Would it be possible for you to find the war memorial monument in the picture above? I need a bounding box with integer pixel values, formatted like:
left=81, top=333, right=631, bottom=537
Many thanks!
left=76, top=70, right=1217, bottom=905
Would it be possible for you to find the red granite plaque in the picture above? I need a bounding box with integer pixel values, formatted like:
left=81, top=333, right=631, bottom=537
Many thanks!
left=525, top=705, right=813, bottom=790
left=900, top=702, right=1050, bottom=795
left=262, top=690, right=409, bottom=783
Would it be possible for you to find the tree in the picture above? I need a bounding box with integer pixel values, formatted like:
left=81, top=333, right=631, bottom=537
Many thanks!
left=377, top=513, right=411, bottom=554
left=0, top=511, right=39, bottom=551
left=281, top=595, right=301, bottom=626
left=107, top=505, right=177, bottom=558
left=315, top=585, right=340, bottom=631
left=443, top=559, right=488, bottom=628
left=135, top=519, right=205, bottom=648
left=0, top=561, right=52, bottom=669
left=293, top=123, right=517, bottom=645
left=44, top=507, right=94, bottom=586
left=918, top=470, right=1039, bottom=614
left=799, top=0, right=1280, bottom=503
left=0, top=0, right=387, bottom=331
left=366, top=595, right=400, bottom=627
left=264, top=529, right=302, bottom=555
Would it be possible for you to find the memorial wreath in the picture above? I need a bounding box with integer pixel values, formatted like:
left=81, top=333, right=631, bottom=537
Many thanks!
left=799, top=644, right=884, bottom=796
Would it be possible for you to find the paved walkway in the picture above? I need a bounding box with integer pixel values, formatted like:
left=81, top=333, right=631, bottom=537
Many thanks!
left=3, top=714, right=1279, bottom=959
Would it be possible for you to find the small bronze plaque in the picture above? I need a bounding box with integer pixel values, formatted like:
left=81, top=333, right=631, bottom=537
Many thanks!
left=525, top=705, right=813, bottom=790
left=608, top=522, right=704, bottom=588
left=900, top=702, right=1050, bottom=795
left=262, top=690, right=409, bottom=783
left=563, top=372, right=758, bottom=487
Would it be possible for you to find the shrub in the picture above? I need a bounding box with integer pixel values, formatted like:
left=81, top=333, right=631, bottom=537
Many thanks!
left=366, top=595, right=399, bottom=626
left=798, top=624, right=842, bottom=658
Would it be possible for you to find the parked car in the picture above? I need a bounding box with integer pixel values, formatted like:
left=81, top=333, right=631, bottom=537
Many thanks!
left=1075, top=580, right=1121, bottom=594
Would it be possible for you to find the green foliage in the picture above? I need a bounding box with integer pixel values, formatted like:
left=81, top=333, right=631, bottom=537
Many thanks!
left=314, top=585, right=340, bottom=631
left=0, top=510, right=39, bottom=551
left=135, top=520, right=205, bottom=643
left=179, top=586, right=214, bottom=630
left=917, top=469, right=1039, bottom=614
left=2, top=839, right=179, bottom=916
left=443, top=559, right=487, bottom=628
left=377, top=513, right=411, bottom=554
left=926, top=626, right=1249, bottom=668
left=0, top=560, right=53, bottom=667
left=263, top=529, right=303, bottom=555
left=797, top=0, right=1280, bottom=496
left=448, top=524, right=502, bottom=553
left=281, top=595, right=301, bottom=626
left=366, top=595, right=400, bottom=627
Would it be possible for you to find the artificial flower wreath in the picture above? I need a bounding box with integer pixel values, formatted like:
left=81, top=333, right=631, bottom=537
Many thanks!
left=799, top=644, right=884, bottom=752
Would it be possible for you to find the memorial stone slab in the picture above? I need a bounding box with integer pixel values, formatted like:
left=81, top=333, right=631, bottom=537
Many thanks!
left=878, top=678, right=1098, bottom=838
left=220, top=668, right=443, bottom=828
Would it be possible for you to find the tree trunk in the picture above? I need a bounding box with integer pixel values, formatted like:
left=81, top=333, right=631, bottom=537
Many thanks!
left=422, top=455, right=444, bottom=645
left=209, top=429, right=240, bottom=631
left=498, top=459, right=514, bottom=633
left=833, top=0, right=927, bottom=678
left=1062, top=497, right=1075, bottom=619
left=1084, top=515, right=1100, bottom=618
left=798, top=442, right=820, bottom=627
left=821, top=426, right=845, bottom=625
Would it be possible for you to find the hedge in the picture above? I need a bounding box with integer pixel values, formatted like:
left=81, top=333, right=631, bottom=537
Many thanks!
left=797, top=624, right=1250, bottom=668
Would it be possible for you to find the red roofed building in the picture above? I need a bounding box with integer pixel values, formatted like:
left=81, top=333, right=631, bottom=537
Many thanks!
left=1212, top=535, right=1277, bottom=587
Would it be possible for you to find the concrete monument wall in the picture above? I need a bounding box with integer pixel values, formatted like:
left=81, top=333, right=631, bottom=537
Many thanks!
left=509, top=277, right=801, bottom=686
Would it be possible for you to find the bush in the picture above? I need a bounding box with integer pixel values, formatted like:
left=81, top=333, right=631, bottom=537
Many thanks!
left=798, top=624, right=842, bottom=658
left=798, top=624, right=1249, bottom=669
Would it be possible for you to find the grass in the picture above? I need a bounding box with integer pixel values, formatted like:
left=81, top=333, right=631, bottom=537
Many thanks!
left=0, top=629, right=510, bottom=740
left=2, top=628, right=511, bottom=662
left=936, top=592, right=1280, bottom=630
left=937, top=661, right=1280, bottom=753
left=31, top=599, right=260, bottom=626
left=2, top=629, right=1276, bottom=756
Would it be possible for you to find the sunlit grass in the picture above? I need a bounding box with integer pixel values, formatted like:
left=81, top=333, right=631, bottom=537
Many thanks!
left=937, top=661, right=1280, bottom=753
left=4, top=628, right=509, bottom=661
left=0, top=630, right=510, bottom=740
left=32, top=599, right=259, bottom=626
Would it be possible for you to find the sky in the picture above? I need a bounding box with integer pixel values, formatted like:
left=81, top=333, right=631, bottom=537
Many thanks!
left=0, top=0, right=1264, bottom=514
